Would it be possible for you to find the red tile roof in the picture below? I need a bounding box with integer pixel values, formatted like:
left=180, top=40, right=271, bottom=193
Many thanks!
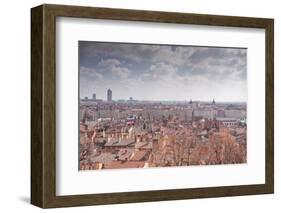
left=130, top=150, right=150, bottom=161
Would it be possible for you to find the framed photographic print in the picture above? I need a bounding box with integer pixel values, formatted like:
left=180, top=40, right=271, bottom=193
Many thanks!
left=31, top=4, right=274, bottom=208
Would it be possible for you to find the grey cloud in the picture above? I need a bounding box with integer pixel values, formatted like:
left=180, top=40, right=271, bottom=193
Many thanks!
left=97, top=58, right=131, bottom=80
left=142, top=62, right=177, bottom=81
left=188, top=47, right=246, bottom=63
left=80, top=66, right=103, bottom=80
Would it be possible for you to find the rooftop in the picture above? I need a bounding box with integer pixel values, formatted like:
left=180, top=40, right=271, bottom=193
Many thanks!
left=130, top=150, right=150, bottom=161
left=104, top=137, right=135, bottom=147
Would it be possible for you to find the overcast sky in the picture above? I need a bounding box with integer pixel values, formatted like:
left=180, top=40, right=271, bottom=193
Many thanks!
left=79, top=41, right=247, bottom=102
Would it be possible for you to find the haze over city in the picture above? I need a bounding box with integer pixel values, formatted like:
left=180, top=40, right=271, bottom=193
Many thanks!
left=79, top=41, right=247, bottom=102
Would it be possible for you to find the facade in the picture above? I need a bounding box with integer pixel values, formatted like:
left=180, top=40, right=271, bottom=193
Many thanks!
left=216, top=117, right=239, bottom=127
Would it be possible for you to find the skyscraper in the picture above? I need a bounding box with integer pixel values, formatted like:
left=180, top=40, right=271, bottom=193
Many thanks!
left=92, top=93, right=96, bottom=100
left=107, top=89, right=112, bottom=101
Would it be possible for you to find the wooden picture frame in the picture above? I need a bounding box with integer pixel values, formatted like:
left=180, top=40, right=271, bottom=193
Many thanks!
left=31, top=4, right=274, bottom=208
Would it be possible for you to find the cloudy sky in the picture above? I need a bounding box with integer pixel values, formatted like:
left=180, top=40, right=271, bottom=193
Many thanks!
left=79, top=41, right=247, bottom=102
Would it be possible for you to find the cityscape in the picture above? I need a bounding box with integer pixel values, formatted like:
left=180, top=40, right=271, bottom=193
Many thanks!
left=79, top=42, right=247, bottom=170
left=79, top=89, right=247, bottom=170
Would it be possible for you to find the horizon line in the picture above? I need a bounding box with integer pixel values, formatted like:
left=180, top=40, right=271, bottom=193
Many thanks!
left=80, top=98, right=247, bottom=103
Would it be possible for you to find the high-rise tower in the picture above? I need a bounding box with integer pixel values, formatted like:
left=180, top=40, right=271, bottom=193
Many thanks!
left=92, top=93, right=96, bottom=100
left=107, top=89, right=112, bottom=101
